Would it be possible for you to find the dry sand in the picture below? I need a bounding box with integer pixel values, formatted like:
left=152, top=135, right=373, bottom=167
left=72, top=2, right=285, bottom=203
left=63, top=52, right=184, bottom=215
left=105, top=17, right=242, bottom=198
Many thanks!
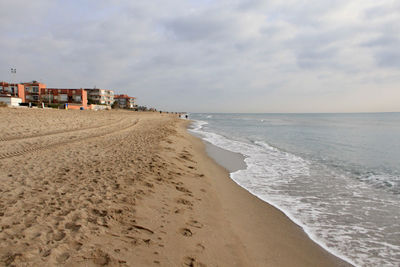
left=0, top=108, right=351, bottom=266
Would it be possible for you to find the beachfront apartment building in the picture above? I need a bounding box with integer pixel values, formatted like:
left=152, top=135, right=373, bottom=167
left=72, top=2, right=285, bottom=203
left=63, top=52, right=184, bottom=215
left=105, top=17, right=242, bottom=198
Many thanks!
left=0, top=80, right=129, bottom=110
left=0, top=82, right=26, bottom=102
left=85, top=88, right=114, bottom=106
left=40, top=88, right=88, bottom=109
left=23, top=81, right=46, bottom=103
left=0, top=81, right=47, bottom=104
left=114, top=94, right=137, bottom=109
left=0, top=81, right=26, bottom=106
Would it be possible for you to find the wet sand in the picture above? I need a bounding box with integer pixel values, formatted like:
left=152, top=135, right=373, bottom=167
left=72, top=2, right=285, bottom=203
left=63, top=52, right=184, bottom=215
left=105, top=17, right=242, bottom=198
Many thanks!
left=204, top=141, right=247, bottom=172
left=0, top=108, right=351, bottom=266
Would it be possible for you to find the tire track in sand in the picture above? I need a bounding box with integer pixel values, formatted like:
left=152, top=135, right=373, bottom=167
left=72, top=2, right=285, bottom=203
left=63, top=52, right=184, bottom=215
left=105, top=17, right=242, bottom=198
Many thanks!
left=0, top=119, right=139, bottom=160
left=0, top=119, right=125, bottom=142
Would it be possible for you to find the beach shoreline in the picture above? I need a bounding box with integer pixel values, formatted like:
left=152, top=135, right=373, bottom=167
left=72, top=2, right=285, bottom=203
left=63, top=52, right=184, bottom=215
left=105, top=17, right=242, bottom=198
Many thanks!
left=187, top=122, right=357, bottom=266
left=0, top=108, right=351, bottom=266
left=181, top=119, right=352, bottom=267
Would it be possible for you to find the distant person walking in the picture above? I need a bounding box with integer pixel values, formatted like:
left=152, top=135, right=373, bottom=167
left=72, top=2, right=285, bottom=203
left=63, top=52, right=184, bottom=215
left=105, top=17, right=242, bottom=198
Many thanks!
left=185, top=114, right=188, bottom=119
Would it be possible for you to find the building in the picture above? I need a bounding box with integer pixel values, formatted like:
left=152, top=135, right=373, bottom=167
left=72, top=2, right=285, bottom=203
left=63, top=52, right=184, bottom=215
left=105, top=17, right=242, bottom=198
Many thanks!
left=0, top=80, right=123, bottom=110
left=23, top=81, right=46, bottom=103
left=85, top=88, right=114, bottom=106
left=0, top=80, right=46, bottom=104
left=40, top=88, right=88, bottom=109
left=0, top=95, right=22, bottom=107
left=114, top=94, right=137, bottom=109
left=0, top=81, right=26, bottom=102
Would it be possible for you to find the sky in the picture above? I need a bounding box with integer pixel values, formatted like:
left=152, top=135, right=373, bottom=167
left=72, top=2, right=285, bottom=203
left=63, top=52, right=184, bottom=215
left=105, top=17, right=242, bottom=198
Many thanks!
left=0, top=0, right=399, bottom=113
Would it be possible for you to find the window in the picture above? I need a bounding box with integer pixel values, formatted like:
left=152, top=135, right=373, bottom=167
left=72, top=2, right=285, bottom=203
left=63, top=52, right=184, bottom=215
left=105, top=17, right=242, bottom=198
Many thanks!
left=60, top=94, right=68, bottom=101
left=33, top=95, right=39, bottom=100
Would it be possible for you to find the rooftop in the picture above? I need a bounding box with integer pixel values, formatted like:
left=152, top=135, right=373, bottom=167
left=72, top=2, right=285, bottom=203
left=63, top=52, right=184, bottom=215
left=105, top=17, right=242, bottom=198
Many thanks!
left=115, top=94, right=136, bottom=99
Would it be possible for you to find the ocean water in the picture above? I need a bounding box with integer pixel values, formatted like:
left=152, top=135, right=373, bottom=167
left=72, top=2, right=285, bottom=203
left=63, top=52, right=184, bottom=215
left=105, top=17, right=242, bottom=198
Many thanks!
left=188, top=113, right=400, bottom=267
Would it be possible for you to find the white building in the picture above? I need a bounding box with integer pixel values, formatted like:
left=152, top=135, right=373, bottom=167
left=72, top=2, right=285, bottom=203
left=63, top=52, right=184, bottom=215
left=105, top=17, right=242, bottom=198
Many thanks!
left=0, top=96, right=22, bottom=107
left=85, top=88, right=114, bottom=105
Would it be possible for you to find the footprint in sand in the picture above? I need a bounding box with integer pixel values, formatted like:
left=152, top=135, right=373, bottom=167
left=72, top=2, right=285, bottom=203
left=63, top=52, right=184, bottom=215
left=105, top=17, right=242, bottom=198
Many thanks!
left=91, top=249, right=111, bottom=266
left=56, top=252, right=70, bottom=263
left=179, top=153, right=194, bottom=162
left=41, top=249, right=51, bottom=257
left=174, top=208, right=185, bottom=214
left=176, top=198, right=193, bottom=206
left=65, top=222, right=81, bottom=232
left=187, top=220, right=203, bottom=229
left=183, top=256, right=206, bottom=267
left=70, top=240, right=83, bottom=251
left=179, top=228, right=193, bottom=237
left=144, top=182, right=154, bottom=188
left=175, top=186, right=192, bottom=194
left=196, top=243, right=205, bottom=252
left=53, top=231, right=66, bottom=241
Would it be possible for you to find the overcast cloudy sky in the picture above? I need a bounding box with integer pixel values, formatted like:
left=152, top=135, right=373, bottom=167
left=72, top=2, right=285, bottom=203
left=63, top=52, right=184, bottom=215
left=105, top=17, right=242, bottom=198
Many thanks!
left=1, top=0, right=399, bottom=112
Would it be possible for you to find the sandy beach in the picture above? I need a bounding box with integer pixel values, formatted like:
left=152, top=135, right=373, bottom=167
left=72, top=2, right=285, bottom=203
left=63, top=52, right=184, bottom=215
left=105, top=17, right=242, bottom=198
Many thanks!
left=0, top=108, right=351, bottom=266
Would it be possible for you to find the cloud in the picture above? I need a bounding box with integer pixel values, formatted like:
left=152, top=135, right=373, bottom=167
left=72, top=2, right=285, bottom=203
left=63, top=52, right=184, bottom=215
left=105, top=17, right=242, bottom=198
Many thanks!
left=361, top=31, right=400, bottom=69
left=0, top=0, right=399, bottom=112
left=162, top=15, right=236, bottom=42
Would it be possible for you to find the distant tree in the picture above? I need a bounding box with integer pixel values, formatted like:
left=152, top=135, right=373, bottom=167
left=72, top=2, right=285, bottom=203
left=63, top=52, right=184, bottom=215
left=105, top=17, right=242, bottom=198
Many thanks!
left=137, top=106, right=148, bottom=111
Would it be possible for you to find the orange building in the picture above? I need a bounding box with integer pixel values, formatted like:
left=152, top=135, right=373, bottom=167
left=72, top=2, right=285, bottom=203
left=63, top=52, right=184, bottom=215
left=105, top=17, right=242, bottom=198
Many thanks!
left=23, top=81, right=46, bottom=103
left=40, top=88, right=88, bottom=109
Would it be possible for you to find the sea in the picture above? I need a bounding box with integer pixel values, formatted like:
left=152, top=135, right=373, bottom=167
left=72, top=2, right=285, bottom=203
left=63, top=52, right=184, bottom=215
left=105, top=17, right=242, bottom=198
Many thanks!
left=188, top=113, right=400, bottom=267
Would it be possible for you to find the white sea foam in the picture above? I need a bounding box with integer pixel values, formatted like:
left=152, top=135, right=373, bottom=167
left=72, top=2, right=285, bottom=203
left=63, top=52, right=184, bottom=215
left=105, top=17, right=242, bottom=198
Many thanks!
left=190, top=120, right=208, bottom=131
left=360, top=173, right=400, bottom=194
left=189, top=119, right=400, bottom=267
